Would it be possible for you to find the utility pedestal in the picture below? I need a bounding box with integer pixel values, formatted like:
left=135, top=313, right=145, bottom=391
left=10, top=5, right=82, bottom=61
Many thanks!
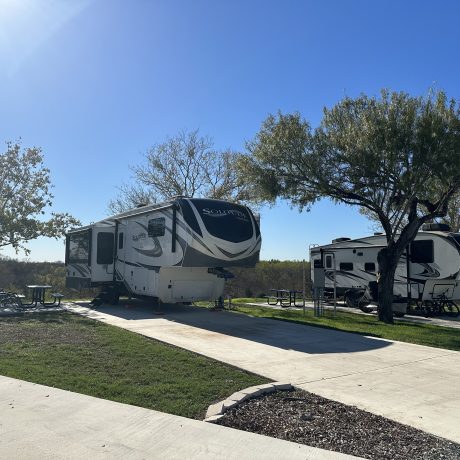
left=313, top=266, right=326, bottom=317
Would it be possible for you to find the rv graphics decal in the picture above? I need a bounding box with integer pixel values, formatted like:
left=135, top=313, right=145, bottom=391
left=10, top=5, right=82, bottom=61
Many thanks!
left=217, top=245, right=251, bottom=258
left=162, top=208, right=215, bottom=255
left=413, top=263, right=441, bottom=278
left=202, top=208, right=249, bottom=222
left=132, top=232, right=147, bottom=242
left=133, top=222, right=163, bottom=257
left=325, top=270, right=368, bottom=283
left=69, top=264, right=91, bottom=277
left=133, top=245, right=163, bottom=257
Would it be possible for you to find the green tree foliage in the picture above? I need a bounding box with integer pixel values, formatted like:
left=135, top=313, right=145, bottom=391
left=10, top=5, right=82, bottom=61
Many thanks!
left=109, top=130, right=256, bottom=213
left=240, top=90, right=460, bottom=323
left=441, top=193, right=460, bottom=232
left=360, top=189, right=460, bottom=232
left=0, top=257, right=70, bottom=297
left=225, top=260, right=311, bottom=299
left=0, top=142, right=80, bottom=255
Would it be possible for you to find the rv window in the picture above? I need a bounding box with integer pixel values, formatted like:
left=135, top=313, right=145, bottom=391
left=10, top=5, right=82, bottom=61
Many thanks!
left=68, top=231, right=90, bottom=264
left=313, top=259, right=322, bottom=268
left=97, top=232, right=114, bottom=265
left=340, top=262, right=353, bottom=271
left=410, top=240, right=434, bottom=264
left=118, top=232, right=124, bottom=250
left=148, top=218, right=165, bottom=237
left=364, top=262, right=376, bottom=272
left=325, top=256, right=332, bottom=268
left=187, top=199, right=253, bottom=243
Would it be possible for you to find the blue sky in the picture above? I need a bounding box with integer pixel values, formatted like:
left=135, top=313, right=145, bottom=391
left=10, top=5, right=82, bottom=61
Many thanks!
left=1, top=0, right=459, bottom=262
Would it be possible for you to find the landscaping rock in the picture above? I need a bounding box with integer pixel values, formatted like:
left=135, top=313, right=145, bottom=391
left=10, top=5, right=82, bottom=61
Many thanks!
left=228, top=391, right=250, bottom=403
left=240, top=385, right=263, bottom=398
left=255, top=383, right=276, bottom=394
left=204, top=415, right=225, bottom=423
left=205, top=402, right=224, bottom=418
left=272, top=381, right=293, bottom=391
left=222, top=399, right=239, bottom=411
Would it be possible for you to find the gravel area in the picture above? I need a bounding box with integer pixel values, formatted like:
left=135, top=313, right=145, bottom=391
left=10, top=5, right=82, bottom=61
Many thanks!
left=217, top=389, right=460, bottom=460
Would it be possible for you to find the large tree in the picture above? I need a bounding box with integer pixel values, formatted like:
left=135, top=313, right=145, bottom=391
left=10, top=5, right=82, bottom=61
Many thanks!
left=0, top=142, right=80, bottom=255
left=441, top=193, right=460, bottom=232
left=240, top=90, right=460, bottom=323
left=109, top=130, right=254, bottom=213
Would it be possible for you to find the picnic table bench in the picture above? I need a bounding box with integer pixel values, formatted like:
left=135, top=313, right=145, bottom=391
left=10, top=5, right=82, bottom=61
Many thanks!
left=266, top=289, right=303, bottom=307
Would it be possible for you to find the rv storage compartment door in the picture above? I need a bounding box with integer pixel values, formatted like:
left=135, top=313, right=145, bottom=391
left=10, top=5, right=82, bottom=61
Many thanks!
left=172, top=280, right=214, bottom=302
left=91, top=227, right=115, bottom=283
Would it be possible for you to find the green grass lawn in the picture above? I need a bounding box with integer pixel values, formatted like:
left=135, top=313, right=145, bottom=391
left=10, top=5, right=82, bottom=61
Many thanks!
left=0, top=312, right=268, bottom=419
left=221, top=299, right=460, bottom=352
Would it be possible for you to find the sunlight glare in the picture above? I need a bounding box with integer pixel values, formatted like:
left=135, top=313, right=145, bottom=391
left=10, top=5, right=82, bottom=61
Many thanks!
left=0, top=0, right=92, bottom=77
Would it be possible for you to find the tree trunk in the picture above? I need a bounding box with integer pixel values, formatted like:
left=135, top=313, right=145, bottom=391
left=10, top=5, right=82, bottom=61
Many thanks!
left=377, top=247, right=399, bottom=324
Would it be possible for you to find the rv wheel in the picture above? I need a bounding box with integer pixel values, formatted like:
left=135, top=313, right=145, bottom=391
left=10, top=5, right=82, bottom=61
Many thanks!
left=345, top=291, right=373, bottom=313
left=344, top=293, right=356, bottom=309
left=110, top=293, right=119, bottom=305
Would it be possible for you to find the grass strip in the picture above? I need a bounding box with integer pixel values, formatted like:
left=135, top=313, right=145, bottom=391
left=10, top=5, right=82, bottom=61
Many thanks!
left=0, top=312, right=268, bottom=419
left=222, top=300, right=460, bottom=352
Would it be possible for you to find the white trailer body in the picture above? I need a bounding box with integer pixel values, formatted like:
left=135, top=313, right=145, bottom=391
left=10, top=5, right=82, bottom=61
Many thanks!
left=310, top=228, right=460, bottom=304
left=65, top=198, right=261, bottom=303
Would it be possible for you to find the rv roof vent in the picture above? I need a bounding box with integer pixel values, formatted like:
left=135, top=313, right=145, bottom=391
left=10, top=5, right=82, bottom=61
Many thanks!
left=332, top=237, right=351, bottom=243
left=374, top=232, right=383, bottom=235
left=135, top=202, right=149, bottom=208
left=421, top=223, right=451, bottom=232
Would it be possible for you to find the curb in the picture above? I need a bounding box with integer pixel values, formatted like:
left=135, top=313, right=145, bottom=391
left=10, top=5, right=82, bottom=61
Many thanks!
left=204, top=382, right=293, bottom=422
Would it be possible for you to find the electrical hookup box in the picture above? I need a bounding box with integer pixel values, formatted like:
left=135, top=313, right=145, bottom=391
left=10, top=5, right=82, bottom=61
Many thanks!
left=313, top=267, right=326, bottom=290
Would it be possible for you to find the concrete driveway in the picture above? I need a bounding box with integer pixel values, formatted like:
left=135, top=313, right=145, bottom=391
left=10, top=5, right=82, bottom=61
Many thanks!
left=67, top=301, right=460, bottom=443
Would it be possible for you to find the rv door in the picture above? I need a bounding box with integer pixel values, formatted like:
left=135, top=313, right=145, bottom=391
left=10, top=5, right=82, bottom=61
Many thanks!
left=91, top=226, right=115, bottom=283
left=114, top=223, right=127, bottom=283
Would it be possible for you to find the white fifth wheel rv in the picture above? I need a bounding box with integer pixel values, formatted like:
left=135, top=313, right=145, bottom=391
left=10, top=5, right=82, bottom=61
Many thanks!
left=65, top=197, right=261, bottom=304
left=310, top=224, right=460, bottom=313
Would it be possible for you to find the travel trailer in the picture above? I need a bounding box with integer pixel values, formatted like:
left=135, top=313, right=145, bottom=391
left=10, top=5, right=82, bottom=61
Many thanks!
left=65, top=197, right=261, bottom=304
left=310, top=224, right=460, bottom=313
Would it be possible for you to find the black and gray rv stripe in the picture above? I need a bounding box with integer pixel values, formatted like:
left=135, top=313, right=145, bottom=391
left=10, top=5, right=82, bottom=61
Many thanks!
left=69, top=264, right=90, bottom=277
left=160, top=209, right=215, bottom=255
left=163, top=208, right=261, bottom=258
left=217, top=245, right=251, bottom=258
left=325, top=271, right=368, bottom=282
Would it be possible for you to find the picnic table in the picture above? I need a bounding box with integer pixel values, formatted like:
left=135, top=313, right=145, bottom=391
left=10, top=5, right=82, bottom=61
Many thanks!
left=23, top=285, right=63, bottom=307
left=267, top=289, right=303, bottom=307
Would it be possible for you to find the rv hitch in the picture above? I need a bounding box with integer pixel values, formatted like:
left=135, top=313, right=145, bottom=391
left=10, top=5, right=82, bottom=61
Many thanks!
left=207, top=267, right=235, bottom=280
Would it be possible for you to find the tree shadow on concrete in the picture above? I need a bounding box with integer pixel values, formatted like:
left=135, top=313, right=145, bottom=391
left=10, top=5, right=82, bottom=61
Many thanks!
left=71, top=299, right=393, bottom=355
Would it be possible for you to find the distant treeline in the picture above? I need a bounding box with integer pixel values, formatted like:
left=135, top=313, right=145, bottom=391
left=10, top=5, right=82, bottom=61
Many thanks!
left=225, top=260, right=311, bottom=298
left=0, top=257, right=311, bottom=300
left=0, top=257, right=95, bottom=298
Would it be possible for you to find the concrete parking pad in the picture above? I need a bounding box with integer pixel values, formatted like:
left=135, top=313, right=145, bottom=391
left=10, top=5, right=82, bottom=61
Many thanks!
left=66, top=302, right=460, bottom=443
left=0, top=375, right=355, bottom=460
